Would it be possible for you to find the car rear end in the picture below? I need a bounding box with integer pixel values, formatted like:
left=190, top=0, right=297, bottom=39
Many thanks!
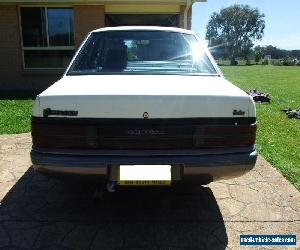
left=31, top=93, right=257, bottom=185
left=30, top=27, right=257, bottom=186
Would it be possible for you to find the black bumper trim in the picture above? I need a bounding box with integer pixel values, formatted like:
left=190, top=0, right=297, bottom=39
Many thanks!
left=31, top=148, right=258, bottom=168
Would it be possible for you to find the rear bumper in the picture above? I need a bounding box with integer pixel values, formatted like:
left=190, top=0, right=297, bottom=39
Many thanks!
left=31, top=148, right=257, bottom=183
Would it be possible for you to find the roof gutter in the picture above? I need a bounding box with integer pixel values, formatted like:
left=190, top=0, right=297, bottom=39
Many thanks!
left=183, top=0, right=192, bottom=29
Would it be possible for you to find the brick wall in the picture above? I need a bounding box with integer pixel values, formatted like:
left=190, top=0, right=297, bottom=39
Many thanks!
left=0, top=4, right=105, bottom=92
left=0, top=5, right=22, bottom=90
left=0, top=5, right=59, bottom=92
left=73, top=5, right=105, bottom=48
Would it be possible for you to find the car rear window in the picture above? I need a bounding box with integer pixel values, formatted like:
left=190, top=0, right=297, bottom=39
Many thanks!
left=68, top=30, right=218, bottom=76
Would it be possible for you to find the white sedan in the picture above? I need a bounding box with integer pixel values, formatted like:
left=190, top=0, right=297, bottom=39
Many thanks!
left=31, top=26, right=257, bottom=190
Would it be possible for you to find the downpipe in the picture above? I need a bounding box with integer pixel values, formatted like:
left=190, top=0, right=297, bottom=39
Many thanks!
left=184, top=0, right=192, bottom=29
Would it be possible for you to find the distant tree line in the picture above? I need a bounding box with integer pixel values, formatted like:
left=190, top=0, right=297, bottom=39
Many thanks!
left=254, top=45, right=300, bottom=60
left=210, top=44, right=300, bottom=62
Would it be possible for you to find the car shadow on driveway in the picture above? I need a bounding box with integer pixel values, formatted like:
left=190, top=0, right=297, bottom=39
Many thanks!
left=0, top=167, right=228, bottom=250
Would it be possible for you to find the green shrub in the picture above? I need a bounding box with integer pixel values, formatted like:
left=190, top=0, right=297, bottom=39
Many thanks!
left=246, top=60, right=252, bottom=65
left=282, top=58, right=296, bottom=66
left=271, top=59, right=283, bottom=66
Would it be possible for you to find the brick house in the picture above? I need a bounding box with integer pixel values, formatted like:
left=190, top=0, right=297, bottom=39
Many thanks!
left=0, top=0, right=204, bottom=92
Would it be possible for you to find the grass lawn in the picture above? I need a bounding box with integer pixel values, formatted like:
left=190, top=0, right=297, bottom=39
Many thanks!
left=0, top=93, right=34, bottom=134
left=221, top=65, right=300, bottom=190
left=0, top=65, right=299, bottom=190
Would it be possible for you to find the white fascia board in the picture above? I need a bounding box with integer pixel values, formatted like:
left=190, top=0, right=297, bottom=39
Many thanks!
left=0, top=0, right=205, bottom=4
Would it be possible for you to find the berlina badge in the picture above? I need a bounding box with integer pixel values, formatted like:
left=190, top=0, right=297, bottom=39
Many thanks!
left=143, top=112, right=149, bottom=119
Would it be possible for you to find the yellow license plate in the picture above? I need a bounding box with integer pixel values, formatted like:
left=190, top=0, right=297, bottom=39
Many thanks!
left=118, top=180, right=171, bottom=186
left=118, top=165, right=172, bottom=186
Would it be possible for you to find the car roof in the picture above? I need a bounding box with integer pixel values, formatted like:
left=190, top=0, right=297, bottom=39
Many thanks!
left=91, top=26, right=196, bottom=35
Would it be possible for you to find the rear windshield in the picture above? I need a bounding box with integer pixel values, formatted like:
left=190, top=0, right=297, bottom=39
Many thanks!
left=67, top=30, right=218, bottom=76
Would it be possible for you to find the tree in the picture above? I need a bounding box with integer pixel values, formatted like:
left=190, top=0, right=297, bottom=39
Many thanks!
left=206, top=4, right=265, bottom=65
left=254, top=46, right=265, bottom=63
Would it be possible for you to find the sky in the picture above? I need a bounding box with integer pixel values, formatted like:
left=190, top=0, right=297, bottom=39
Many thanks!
left=191, top=0, right=300, bottom=50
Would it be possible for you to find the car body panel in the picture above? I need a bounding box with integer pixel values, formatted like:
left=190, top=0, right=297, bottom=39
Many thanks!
left=33, top=75, right=255, bottom=119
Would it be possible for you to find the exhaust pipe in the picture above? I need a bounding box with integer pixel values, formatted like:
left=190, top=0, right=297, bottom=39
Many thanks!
left=106, top=181, right=117, bottom=193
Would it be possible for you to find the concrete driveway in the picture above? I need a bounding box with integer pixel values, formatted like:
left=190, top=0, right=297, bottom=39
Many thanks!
left=0, top=133, right=299, bottom=250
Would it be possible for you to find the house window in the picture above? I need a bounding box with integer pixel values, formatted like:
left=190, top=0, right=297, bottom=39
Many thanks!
left=20, top=7, right=74, bottom=69
left=105, top=14, right=179, bottom=27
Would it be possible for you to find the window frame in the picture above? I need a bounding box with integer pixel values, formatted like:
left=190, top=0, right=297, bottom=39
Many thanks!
left=18, top=6, right=75, bottom=70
